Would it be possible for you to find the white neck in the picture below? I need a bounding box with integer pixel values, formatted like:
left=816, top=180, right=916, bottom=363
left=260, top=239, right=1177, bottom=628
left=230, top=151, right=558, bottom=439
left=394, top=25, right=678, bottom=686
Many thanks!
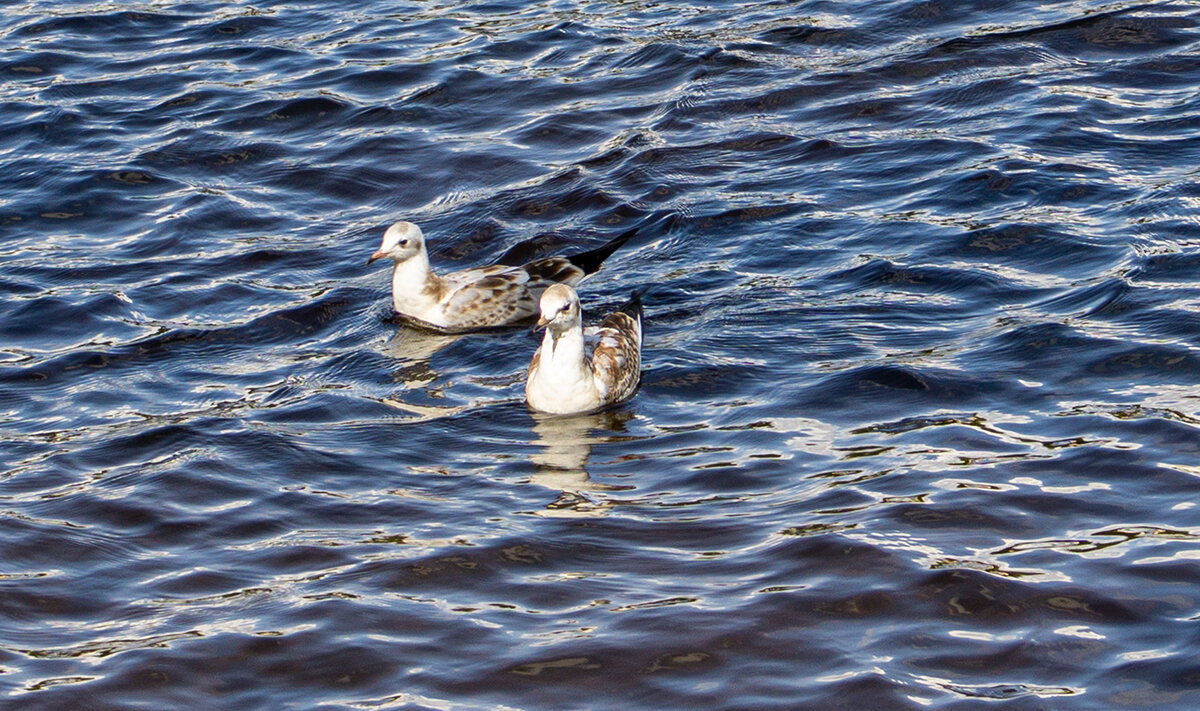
left=389, top=248, right=442, bottom=317
left=545, top=325, right=589, bottom=371
left=528, top=324, right=601, bottom=412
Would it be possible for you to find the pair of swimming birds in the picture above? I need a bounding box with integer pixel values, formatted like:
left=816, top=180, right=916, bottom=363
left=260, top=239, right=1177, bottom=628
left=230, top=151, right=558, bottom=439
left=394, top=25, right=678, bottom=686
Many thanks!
left=367, top=221, right=644, bottom=415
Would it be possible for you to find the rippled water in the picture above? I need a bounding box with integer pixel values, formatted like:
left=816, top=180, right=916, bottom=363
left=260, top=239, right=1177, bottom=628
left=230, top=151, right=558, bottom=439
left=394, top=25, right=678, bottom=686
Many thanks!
left=3, top=0, right=1200, bottom=707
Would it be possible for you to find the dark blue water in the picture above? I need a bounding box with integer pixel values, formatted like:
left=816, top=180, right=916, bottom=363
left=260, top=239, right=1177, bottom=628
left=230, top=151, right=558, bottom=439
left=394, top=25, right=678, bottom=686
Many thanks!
left=3, top=0, right=1200, bottom=707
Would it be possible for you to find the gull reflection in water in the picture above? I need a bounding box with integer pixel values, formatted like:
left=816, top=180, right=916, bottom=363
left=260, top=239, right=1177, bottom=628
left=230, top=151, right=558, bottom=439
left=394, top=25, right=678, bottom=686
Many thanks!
left=529, top=409, right=636, bottom=517
left=380, top=323, right=463, bottom=388
left=381, top=324, right=461, bottom=366
left=375, top=325, right=465, bottom=420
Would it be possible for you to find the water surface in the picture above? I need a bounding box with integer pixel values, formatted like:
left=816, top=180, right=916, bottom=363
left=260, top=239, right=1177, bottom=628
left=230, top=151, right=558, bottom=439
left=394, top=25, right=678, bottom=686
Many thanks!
left=3, top=0, right=1200, bottom=708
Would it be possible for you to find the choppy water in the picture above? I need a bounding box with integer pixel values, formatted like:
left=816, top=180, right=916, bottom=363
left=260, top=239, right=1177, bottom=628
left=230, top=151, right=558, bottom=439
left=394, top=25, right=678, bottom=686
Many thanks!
left=3, top=0, right=1200, bottom=708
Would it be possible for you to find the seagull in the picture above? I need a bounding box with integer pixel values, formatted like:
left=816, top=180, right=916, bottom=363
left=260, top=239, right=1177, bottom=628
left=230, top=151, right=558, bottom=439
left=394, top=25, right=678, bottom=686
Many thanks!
left=525, top=284, right=644, bottom=415
left=367, top=221, right=636, bottom=333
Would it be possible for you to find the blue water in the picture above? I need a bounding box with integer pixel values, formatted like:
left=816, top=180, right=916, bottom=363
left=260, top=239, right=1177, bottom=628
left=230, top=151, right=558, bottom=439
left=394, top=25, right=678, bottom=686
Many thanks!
left=3, top=1, right=1200, bottom=708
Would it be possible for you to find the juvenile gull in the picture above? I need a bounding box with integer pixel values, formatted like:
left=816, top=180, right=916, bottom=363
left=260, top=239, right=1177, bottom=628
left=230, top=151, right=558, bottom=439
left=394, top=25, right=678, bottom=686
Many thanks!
left=367, top=221, right=636, bottom=333
left=525, top=284, right=643, bottom=415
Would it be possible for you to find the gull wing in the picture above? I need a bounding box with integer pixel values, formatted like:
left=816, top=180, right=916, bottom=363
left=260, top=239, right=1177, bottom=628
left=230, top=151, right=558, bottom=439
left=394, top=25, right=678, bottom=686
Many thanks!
left=441, top=266, right=537, bottom=329
left=588, top=294, right=644, bottom=405
left=520, top=256, right=587, bottom=289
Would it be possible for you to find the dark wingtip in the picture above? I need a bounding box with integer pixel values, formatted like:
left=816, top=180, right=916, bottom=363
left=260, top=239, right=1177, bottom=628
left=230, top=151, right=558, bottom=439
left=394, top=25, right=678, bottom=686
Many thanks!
left=618, top=287, right=647, bottom=320
left=568, top=226, right=639, bottom=275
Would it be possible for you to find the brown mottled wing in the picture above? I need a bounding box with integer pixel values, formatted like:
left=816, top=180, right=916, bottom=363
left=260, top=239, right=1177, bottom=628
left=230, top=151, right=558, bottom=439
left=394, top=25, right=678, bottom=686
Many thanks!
left=441, top=258, right=586, bottom=329
left=521, top=256, right=587, bottom=289
left=588, top=306, right=643, bottom=406
left=442, top=267, right=537, bottom=328
left=526, top=343, right=543, bottom=383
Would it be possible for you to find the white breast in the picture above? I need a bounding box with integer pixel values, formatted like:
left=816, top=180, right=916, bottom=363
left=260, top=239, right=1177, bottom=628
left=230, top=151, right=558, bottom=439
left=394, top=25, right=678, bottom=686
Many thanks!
left=525, top=337, right=603, bottom=415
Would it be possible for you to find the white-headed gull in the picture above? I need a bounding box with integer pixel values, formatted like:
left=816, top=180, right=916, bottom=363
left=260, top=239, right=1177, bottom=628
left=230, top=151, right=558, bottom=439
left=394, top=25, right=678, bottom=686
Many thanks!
left=525, top=284, right=643, bottom=415
left=368, top=221, right=636, bottom=333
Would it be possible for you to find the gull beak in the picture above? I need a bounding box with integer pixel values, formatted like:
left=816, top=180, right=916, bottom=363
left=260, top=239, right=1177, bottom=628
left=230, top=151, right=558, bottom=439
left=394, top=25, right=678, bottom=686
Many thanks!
left=366, top=250, right=386, bottom=265
left=535, top=315, right=549, bottom=330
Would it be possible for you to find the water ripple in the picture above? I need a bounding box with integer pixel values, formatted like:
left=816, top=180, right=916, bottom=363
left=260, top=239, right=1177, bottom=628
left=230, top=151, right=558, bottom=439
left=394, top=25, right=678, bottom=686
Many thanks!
left=3, top=0, right=1200, bottom=708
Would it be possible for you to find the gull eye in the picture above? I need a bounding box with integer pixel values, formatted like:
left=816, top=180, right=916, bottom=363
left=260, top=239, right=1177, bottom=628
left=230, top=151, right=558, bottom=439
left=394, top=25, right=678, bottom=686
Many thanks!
left=398, top=239, right=409, bottom=247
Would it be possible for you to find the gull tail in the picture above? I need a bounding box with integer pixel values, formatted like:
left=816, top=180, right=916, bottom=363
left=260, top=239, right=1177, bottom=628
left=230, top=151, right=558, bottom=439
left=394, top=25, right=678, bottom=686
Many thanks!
left=567, top=227, right=638, bottom=275
left=616, top=288, right=646, bottom=322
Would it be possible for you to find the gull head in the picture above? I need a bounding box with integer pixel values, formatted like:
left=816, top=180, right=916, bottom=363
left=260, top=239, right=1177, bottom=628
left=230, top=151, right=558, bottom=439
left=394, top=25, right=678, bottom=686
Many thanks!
left=367, top=221, right=424, bottom=265
left=537, top=284, right=581, bottom=333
